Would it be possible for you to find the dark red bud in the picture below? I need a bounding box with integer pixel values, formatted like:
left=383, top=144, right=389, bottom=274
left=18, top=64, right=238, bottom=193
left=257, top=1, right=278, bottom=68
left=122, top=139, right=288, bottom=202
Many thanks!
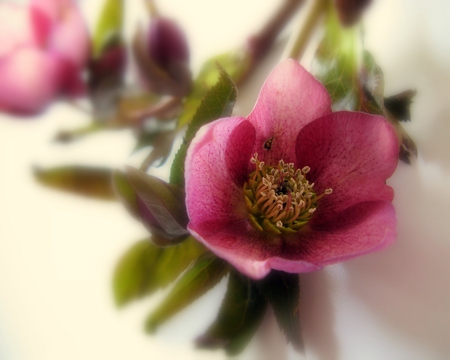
left=335, top=0, right=372, bottom=26
left=88, top=45, right=127, bottom=89
left=147, top=17, right=190, bottom=71
left=132, top=17, right=191, bottom=96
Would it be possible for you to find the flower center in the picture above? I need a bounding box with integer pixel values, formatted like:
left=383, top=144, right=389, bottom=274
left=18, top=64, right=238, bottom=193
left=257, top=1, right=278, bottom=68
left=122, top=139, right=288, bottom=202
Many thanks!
left=243, top=153, right=332, bottom=235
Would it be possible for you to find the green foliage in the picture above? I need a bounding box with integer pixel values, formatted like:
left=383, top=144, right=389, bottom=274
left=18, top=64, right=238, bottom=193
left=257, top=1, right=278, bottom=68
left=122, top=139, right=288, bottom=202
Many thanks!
left=313, top=5, right=417, bottom=163
left=170, top=66, right=237, bottom=186
left=34, top=165, right=115, bottom=200
left=145, top=253, right=229, bottom=332
left=53, top=123, right=104, bottom=143
left=135, top=130, right=178, bottom=169
left=256, top=271, right=303, bottom=352
left=113, top=237, right=206, bottom=307
left=169, top=145, right=188, bottom=187
left=112, top=169, right=139, bottom=218
left=312, top=6, right=360, bottom=111
left=132, top=129, right=175, bottom=154
left=93, top=0, right=123, bottom=57
left=177, top=49, right=251, bottom=128
left=196, top=271, right=267, bottom=356
left=124, top=166, right=189, bottom=238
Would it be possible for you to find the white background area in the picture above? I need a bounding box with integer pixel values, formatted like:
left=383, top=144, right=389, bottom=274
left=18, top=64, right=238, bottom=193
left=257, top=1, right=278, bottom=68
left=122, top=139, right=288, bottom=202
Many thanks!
left=1, top=0, right=450, bottom=359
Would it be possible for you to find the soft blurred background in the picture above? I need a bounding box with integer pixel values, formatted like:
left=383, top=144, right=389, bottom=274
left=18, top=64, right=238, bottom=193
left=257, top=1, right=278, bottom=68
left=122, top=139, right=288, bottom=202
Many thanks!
left=1, top=0, right=450, bottom=359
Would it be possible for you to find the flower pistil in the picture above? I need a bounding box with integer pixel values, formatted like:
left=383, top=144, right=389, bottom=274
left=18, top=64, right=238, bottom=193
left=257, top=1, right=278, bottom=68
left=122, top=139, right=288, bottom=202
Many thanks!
left=243, top=153, right=332, bottom=235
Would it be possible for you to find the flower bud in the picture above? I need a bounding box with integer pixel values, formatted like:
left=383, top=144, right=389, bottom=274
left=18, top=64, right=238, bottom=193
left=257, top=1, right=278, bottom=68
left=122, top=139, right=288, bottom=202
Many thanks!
left=87, top=43, right=127, bottom=120
left=335, top=0, right=372, bottom=26
left=88, top=44, right=126, bottom=90
left=147, top=17, right=189, bottom=72
left=133, top=16, right=192, bottom=97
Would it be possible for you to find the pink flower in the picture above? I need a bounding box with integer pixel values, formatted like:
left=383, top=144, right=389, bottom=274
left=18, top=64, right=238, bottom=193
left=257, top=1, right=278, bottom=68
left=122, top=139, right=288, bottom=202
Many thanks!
left=185, top=59, right=398, bottom=279
left=0, top=0, right=89, bottom=114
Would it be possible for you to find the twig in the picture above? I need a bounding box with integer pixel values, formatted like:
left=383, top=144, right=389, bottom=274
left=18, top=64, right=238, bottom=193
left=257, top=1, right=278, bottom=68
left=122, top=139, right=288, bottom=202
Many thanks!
left=287, top=0, right=329, bottom=60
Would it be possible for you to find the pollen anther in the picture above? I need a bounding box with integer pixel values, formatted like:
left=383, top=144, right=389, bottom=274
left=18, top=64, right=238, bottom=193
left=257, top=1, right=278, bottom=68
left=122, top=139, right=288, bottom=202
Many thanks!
left=243, top=153, right=332, bottom=234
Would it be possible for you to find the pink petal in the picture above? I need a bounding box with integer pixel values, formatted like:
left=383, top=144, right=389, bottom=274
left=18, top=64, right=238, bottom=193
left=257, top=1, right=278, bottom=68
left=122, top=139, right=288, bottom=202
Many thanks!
left=189, top=201, right=396, bottom=279
left=29, top=2, right=53, bottom=47
left=185, top=116, right=255, bottom=236
left=0, top=4, right=36, bottom=57
left=0, top=48, right=60, bottom=114
left=295, top=111, right=399, bottom=225
left=188, top=222, right=285, bottom=279
left=30, top=0, right=90, bottom=68
left=247, top=59, right=332, bottom=166
left=281, top=201, right=396, bottom=268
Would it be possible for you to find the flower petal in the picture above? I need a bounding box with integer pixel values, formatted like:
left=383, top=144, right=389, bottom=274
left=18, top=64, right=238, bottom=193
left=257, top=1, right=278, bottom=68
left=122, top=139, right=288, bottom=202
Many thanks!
left=247, top=59, right=332, bottom=165
left=0, top=4, right=36, bottom=57
left=188, top=222, right=283, bottom=279
left=30, top=0, right=90, bottom=68
left=185, top=116, right=256, bottom=235
left=282, top=201, right=396, bottom=268
left=189, top=201, right=395, bottom=279
left=295, top=111, right=398, bottom=225
left=0, top=48, right=60, bottom=114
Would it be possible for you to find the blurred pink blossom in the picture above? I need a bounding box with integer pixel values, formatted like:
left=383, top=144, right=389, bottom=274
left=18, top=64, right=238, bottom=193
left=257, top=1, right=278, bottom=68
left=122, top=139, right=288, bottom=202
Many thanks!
left=0, top=0, right=90, bottom=115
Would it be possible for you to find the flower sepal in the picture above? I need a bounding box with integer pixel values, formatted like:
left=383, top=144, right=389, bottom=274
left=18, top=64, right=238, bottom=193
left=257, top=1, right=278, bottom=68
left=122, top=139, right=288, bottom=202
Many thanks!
left=116, top=166, right=190, bottom=242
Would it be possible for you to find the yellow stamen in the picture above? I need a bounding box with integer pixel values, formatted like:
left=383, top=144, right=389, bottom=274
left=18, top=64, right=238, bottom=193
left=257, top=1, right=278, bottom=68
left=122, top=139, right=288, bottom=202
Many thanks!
left=243, top=153, right=332, bottom=234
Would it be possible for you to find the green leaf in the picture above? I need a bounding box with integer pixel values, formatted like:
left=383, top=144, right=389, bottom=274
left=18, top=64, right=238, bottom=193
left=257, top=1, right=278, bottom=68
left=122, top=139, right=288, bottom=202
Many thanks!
left=124, top=166, right=189, bottom=238
left=313, top=8, right=386, bottom=115
left=112, top=169, right=139, bottom=218
left=93, top=0, right=123, bottom=57
left=196, top=270, right=267, bottom=356
left=34, top=165, right=115, bottom=200
left=312, top=6, right=360, bottom=111
left=169, top=145, right=187, bottom=187
left=170, top=66, right=237, bottom=186
left=113, top=237, right=206, bottom=307
left=145, top=253, right=229, bottom=332
left=177, top=49, right=251, bottom=129
left=256, top=271, right=303, bottom=352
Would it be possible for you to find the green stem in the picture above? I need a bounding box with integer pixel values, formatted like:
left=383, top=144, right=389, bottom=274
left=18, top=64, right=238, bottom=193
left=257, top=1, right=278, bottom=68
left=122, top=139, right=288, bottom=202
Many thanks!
left=66, top=100, right=92, bottom=115
left=145, top=0, right=158, bottom=17
left=248, top=0, right=306, bottom=62
left=236, top=0, right=306, bottom=86
left=287, top=0, right=330, bottom=60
